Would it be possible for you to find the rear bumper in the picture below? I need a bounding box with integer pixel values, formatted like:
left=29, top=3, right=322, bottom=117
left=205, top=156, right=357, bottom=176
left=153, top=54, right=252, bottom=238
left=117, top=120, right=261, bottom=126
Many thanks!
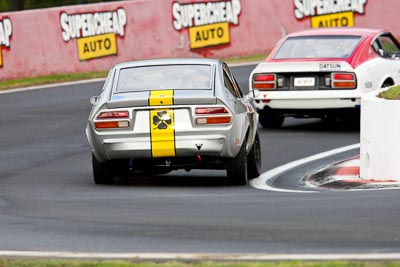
left=102, top=135, right=226, bottom=159
left=259, top=107, right=360, bottom=119
left=86, top=123, right=242, bottom=163
left=86, top=109, right=250, bottom=163
left=254, top=90, right=363, bottom=110
left=255, top=97, right=361, bottom=110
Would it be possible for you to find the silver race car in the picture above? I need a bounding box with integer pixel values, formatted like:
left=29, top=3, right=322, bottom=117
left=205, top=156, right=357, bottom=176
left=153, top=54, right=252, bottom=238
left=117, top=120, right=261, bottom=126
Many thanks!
left=86, top=58, right=261, bottom=185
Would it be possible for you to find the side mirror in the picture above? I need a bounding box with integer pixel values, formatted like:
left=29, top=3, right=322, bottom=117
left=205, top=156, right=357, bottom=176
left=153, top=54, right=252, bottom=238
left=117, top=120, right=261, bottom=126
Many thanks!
left=247, top=89, right=260, bottom=99
left=90, top=96, right=99, bottom=105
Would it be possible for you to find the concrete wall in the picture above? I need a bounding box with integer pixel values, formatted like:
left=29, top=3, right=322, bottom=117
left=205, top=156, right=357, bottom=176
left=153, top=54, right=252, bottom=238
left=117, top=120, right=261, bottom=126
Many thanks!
left=360, top=89, right=400, bottom=181
left=0, top=0, right=399, bottom=80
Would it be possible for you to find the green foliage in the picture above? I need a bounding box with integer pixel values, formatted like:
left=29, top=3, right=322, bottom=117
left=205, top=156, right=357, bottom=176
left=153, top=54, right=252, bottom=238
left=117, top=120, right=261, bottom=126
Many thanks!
left=222, top=53, right=268, bottom=64
left=379, top=85, right=400, bottom=100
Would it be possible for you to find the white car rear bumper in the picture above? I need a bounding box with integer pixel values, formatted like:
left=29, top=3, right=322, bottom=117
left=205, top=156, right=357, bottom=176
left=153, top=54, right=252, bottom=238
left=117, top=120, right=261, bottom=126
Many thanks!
left=254, top=90, right=362, bottom=110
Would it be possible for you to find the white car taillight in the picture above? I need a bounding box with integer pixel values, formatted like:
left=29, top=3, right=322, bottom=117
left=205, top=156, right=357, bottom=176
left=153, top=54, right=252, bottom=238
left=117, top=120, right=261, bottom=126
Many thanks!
left=331, top=73, right=356, bottom=89
left=95, top=110, right=130, bottom=129
left=195, top=107, right=231, bottom=125
left=252, top=74, right=276, bottom=90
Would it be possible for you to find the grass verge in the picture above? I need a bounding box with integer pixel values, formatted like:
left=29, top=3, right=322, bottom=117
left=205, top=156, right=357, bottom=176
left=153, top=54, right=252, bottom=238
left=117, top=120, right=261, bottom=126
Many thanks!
left=379, top=85, right=400, bottom=100
left=0, top=71, right=107, bottom=91
left=222, top=53, right=268, bottom=64
left=0, top=54, right=268, bottom=91
left=1, top=259, right=400, bottom=267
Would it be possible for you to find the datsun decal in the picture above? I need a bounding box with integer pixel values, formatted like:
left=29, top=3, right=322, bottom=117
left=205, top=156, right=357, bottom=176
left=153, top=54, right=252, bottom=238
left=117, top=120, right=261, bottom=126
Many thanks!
left=319, top=63, right=341, bottom=71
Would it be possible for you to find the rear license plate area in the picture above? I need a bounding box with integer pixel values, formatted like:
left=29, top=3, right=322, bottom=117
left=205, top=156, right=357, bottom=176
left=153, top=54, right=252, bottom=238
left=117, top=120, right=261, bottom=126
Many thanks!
left=292, top=76, right=317, bottom=90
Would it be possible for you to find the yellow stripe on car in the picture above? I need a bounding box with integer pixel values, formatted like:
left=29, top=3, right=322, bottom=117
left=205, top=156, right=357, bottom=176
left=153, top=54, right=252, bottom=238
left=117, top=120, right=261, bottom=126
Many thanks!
left=149, top=90, right=176, bottom=158
left=149, top=90, right=174, bottom=106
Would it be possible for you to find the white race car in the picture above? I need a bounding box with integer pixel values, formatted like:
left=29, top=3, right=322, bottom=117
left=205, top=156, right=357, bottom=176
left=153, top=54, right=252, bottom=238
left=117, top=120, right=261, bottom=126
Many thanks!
left=250, top=28, right=400, bottom=127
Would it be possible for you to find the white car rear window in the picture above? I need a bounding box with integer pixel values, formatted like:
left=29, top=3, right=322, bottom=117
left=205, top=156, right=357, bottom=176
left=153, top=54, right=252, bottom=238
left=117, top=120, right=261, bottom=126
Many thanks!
left=116, top=64, right=212, bottom=92
left=273, top=35, right=362, bottom=59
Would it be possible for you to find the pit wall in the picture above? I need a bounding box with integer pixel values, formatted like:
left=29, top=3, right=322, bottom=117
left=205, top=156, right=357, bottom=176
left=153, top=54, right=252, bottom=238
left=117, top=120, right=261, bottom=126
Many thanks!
left=0, top=0, right=398, bottom=80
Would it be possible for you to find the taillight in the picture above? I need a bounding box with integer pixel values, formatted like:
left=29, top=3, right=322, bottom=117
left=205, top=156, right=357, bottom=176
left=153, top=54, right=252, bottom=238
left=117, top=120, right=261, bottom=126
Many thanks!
left=252, top=74, right=276, bottom=90
left=95, top=110, right=130, bottom=129
left=195, top=107, right=228, bottom=115
left=254, top=74, right=275, bottom=82
left=195, top=106, right=231, bottom=125
left=97, top=110, right=129, bottom=119
left=196, top=117, right=231, bottom=124
left=95, top=121, right=130, bottom=129
left=331, top=72, right=356, bottom=89
left=333, top=73, right=354, bottom=80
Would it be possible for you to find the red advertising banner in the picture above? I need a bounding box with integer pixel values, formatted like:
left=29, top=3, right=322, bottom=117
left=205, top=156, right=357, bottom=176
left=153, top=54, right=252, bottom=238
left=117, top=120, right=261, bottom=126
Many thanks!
left=0, top=0, right=397, bottom=81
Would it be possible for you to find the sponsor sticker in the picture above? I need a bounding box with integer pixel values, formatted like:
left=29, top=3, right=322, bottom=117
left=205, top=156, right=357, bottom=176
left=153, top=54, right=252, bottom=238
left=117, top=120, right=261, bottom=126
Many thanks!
left=294, top=0, right=367, bottom=28
left=60, top=8, right=127, bottom=61
left=172, top=0, right=241, bottom=50
left=311, top=11, right=354, bottom=28
left=149, top=90, right=176, bottom=158
left=188, top=22, right=230, bottom=49
left=0, top=17, right=12, bottom=67
left=77, top=33, right=117, bottom=60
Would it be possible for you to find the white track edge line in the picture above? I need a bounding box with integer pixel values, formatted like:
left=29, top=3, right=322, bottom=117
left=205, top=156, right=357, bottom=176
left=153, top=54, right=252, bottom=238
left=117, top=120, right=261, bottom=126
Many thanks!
left=250, top=143, right=361, bottom=193
left=0, top=78, right=106, bottom=95
left=1, top=251, right=400, bottom=260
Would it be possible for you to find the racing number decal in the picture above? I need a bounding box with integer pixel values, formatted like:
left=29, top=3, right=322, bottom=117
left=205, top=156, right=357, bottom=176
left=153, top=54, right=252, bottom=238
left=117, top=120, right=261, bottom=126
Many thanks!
left=149, top=90, right=176, bottom=157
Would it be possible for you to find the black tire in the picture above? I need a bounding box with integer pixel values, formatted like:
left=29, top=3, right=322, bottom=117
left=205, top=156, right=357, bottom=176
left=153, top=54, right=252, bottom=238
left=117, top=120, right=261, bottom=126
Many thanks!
left=92, top=153, right=114, bottom=185
left=227, top=142, right=248, bottom=185
left=247, top=132, right=261, bottom=179
left=258, top=109, right=284, bottom=128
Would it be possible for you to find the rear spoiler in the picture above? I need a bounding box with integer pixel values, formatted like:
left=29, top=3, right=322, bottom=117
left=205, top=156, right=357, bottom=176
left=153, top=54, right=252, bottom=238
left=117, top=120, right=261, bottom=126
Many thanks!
left=106, top=96, right=217, bottom=109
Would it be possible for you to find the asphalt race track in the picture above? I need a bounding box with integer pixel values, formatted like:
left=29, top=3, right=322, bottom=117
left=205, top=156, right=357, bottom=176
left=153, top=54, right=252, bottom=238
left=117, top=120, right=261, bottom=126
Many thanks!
left=0, top=64, right=399, bottom=256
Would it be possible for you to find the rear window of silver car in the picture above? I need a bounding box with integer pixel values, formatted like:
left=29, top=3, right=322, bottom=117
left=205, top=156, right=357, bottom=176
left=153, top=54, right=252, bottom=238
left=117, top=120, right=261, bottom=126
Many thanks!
left=116, top=64, right=212, bottom=92
left=273, top=35, right=362, bottom=59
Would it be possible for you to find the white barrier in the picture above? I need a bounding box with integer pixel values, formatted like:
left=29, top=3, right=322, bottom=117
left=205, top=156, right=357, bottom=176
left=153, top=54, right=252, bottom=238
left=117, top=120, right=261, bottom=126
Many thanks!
left=360, top=88, right=400, bottom=181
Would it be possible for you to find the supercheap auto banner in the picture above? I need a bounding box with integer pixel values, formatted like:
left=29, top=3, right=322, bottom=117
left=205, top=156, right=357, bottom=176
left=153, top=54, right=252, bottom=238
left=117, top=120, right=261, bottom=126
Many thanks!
left=0, top=0, right=397, bottom=81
